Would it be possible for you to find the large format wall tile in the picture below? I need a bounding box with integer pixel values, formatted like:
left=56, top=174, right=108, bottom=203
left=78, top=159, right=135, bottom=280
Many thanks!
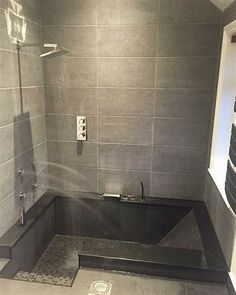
left=151, top=172, right=204, bottom=199
left=0, top=50, right=17, bottom=88
left=20, top=87, right=45, bottom=118
left=22, top=22, right=41, bottom=56
left=0, top=89, right=17, bottom=127
left=44, top=57, right=97, bottom=87
left=159, top=0, right=221, bottom=24
left=19, top=0, right=41, bottom=24
left=156, top=57, right=218, bottom=88
left=204, top=173, right=236, bottom=266
left=0, top=157, right=20, bottom=202
left=33, top=142, right=48, bottom=173
left=224, top=0, right=236, bottom=25
left=41, top=0, right=97, bottom=25
left=46, top=114, right=97, bottom=142
left=20, top=55, right=43, bottom=87
left=98, top=88, right=154, bottom=117
left=98, top=169, right=151, bottom=196
left=0, top=0, right=7, bottom=9
left=41, top=0, right=221, bottom=202
left=98, top=26, right=157, bottom=57
left=98, top=58, right=156, bottom=87
left=0, top=124, right=17, bottom=164
left=158, top=24, right=220, bottom=57
left=152, top=146, right=207, bottom=174
left=154, top=118, right=210, bottom=147
left=42, top=26, right=97, bottom=57
left=48, top=141, right=97, bottom=168
left=154, top=88, right=214, bottom=120
left=98, top=144, right=151, bottom=171
left=98, top=116, right=152, bottom=145
left=17, top=115, right=46, bottom=154
left=45, top=87, right=97, bottom=115
left=0, top=192, right=19, bottom=238
left=97, top=0, right=159, bottom=25
left=48, top=165, right=97, bottom=193
left=31, top=116, right=47, bottom=147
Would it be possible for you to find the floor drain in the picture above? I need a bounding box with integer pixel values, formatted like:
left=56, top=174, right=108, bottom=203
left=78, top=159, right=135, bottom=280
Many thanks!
left=89, top=280, right=112, bottom=295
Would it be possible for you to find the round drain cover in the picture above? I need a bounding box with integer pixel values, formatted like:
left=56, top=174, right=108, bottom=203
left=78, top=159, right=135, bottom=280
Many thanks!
left=91, top=280, right=111, bottom=295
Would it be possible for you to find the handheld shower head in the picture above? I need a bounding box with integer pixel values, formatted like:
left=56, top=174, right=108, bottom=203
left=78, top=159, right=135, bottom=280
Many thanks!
left=40, top=43, right=69, bottom=58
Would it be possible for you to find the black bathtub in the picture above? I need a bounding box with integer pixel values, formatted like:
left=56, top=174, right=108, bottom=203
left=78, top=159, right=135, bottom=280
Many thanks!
left=0, top=191, right=228, bottom=284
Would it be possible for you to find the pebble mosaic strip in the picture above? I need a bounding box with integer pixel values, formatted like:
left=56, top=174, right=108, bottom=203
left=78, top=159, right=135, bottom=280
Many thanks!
left=14, top=271, right=74, bottom=287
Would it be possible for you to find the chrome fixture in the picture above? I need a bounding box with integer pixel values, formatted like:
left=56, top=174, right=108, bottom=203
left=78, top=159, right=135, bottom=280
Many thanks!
left=102, top=193, right=121, bottom=199
left=40, top=43, right=69, bottom=58
left=19, top=192, right=25, bottom=201
left=32, top=182, right=38, bottom=190
left=77, top=116, right=87, bottom=141
left=140, top=181, right=144, bottom=201
left=17, top=169, right=24, bottom=176
left=14, top=42, right=69, bottom=58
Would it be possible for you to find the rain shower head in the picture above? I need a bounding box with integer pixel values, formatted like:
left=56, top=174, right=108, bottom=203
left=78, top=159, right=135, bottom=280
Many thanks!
left=40, top=43, right=69, bottom=58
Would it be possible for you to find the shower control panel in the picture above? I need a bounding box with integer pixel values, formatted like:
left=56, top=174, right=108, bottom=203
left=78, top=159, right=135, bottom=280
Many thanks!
left=77, top=116, right=87, bottom=141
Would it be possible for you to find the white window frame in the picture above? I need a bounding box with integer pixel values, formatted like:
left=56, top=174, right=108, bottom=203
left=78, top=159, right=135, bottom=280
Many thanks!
left=209, top=20, right=236, bottom=214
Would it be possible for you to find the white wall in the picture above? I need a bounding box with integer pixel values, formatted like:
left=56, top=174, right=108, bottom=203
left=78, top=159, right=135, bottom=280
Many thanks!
left=209, top=20, right=236, bottom=290
left=210, top=20, right=236, bottom=206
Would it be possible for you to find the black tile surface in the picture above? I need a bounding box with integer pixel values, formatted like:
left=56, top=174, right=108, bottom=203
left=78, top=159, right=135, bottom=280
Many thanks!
left=14, top=235, right=80, bottom=287
left=0, top=194, right=55, bottom=250
left=55, top=195, right=191, bottom=244
left=0, top=192, right=229, bottom=286
left=158, top=210, right=204, bottom=251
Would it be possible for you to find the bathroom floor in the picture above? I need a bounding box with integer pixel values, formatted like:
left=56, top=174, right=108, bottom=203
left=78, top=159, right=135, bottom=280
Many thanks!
left=1, top=268, right=229, bottom=295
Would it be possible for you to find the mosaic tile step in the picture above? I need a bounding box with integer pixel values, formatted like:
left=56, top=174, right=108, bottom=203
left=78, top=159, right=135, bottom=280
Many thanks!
left=14, top=271, right=74, bottom=287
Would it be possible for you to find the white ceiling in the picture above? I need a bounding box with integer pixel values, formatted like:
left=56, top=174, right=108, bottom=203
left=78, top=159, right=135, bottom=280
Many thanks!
left=209, top=0, right=234, bottom=11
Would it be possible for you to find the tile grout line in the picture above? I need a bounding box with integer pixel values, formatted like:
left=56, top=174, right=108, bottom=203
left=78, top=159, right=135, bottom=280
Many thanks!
left=39, top=55, right=219, bottom=59
left=0, top=85, right=45, bottom=90
left=150, top=0, right=161, bottom=197
left=41, top=22, right=222, bottom=27
left=35, top=165, right=205, bottom=177
left=0, top=113, right=46, bottom=130
left=46, top=139, right=208, bottom=150
left=96, top=0, right=99, bottom=194
left=41, top=85, right=215, bottom=90
left=0, top=47, right=43, bottom=58
left=45, top=113, right=212, bottom=121
left=39, top=0, right=49, bottom=192
left=0, top=140, right=47, bottom=169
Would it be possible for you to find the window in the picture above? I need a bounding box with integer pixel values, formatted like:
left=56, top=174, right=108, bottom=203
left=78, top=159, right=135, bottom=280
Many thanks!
left=209, top=20, right=236, bottom=210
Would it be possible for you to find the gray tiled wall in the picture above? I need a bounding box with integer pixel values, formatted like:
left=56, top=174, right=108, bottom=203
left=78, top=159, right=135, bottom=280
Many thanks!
left=0, top=0, right=47, bottom=237
left=223, top=0, right=236, bottom=25
left=42, top=0, right=222, bottom=200
left=204, top=173, right=235, bottom=267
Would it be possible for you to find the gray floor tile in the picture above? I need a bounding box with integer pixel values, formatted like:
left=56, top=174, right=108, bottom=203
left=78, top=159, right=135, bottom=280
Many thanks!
left=186, top=282, right=228, bottom=295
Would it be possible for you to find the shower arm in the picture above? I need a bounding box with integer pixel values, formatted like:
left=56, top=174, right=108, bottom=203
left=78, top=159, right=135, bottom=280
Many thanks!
left=15, top=42, right=69, bottom=58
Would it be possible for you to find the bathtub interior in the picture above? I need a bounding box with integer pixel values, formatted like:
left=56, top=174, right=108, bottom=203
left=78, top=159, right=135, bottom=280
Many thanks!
left=0, top=192, right=228, bottom=287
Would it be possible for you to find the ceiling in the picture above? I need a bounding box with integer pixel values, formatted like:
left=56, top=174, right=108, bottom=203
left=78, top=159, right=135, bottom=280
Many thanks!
left=209, top=0, right=234, bottom=11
